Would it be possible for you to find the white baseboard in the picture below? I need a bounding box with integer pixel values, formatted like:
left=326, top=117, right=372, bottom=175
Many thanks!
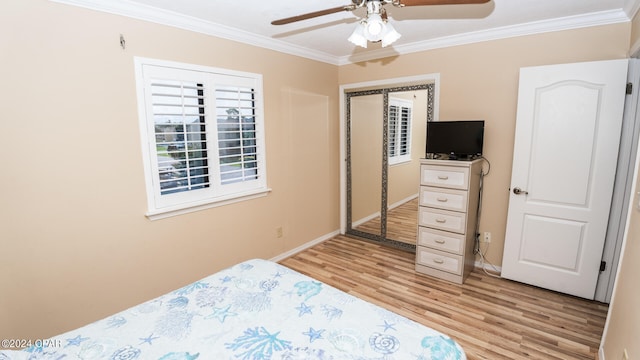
left=352, top=194, right=418, bottom=228
left=387, top=194, right=418, bottom=210
left=270, top=230, right=340, bottom=263
left=352, top=212, right=381, bottom=228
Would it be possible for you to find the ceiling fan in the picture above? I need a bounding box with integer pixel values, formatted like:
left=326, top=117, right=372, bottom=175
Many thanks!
left=272, top=0, right=491, bottom=48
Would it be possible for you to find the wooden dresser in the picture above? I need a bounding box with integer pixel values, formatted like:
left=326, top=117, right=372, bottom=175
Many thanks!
left=415, top=158, right=483, bottom=284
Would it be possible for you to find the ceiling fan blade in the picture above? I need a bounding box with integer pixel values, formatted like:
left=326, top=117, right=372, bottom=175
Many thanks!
left=271, top=6, right=354, bottom=25
left=397, top=0, right=490, bottom=6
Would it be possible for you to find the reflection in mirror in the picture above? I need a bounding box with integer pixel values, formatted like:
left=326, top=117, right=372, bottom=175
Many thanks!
left=386, top=90, right=428, bottom=245
left=350, top=94, right=383, bottom=237
left=345, top=83, right=434, bottom=251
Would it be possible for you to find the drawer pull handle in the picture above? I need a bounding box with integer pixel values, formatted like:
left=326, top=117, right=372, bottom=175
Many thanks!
left=437, top=175, right=449, bottom=180
left=436, top=197, right=448, bottom=202
left=435, top=218, right=447, bottom=223
left=433, top=258, right=445, bottom=264
left=435, top=239, right=446, bottom=244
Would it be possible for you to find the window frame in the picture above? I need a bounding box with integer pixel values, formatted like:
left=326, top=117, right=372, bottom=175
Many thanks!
left=134, top=57, right=270, bottom=220
left=388, top=97, right=413, bottom=165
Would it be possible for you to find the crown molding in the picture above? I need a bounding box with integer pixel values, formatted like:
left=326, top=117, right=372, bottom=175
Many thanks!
left=49, top=0, right=341, bottom=65
left=340, top=9, right=630, bottom=64
left=51, top=0, right=630, bottom=66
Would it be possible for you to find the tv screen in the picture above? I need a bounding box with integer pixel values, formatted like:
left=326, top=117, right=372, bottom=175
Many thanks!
left=426, top=120, right=484, bottom=159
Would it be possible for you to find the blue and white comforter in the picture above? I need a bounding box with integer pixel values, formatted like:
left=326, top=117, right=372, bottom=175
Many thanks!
left=0, top=259, right=465, bottom=359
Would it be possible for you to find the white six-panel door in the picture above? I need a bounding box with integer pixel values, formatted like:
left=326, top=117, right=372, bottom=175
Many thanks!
left=502, top=59, right=628, bottom=299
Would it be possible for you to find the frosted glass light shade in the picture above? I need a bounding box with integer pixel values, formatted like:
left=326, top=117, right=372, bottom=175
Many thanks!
left=348, top=12, right=401, bottom=49
left=348, top=23, right=368, bottom=48
left=381, top=22, right=401, bottom=47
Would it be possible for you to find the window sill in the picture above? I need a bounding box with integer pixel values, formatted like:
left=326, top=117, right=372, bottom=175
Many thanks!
left=389, top=158, right=412, bottom=166
left=145, top=187, right=272, bottom=221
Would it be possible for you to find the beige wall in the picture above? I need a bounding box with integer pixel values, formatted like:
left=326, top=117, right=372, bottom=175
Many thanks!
left=350, top=90, right=428, bottom=225
left=350, top=90, right=427, bottom=226
left=0, top=1, right=340, bottom=340
left=631, top=6, right=640, bottom=54
left=599, top=10, right=640, bottom=360
left=602, top=149, right=640, bottom=360
left=351, top=94, right=383, bottom=222
left=340, top=23, right=630, bottom=267
left=388, top=90, right=428, bottom=207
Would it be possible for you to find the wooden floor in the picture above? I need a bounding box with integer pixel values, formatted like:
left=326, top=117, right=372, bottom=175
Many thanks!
left=279, top=235, right=608, bottom=360
left=354, top=198, right=419, bottom=245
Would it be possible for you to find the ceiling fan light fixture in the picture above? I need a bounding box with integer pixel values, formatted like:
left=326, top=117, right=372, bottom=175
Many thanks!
left=348, top=21, right=368, bottom=48
left=272, top=0, right=488, bottom=49
left=380, top=21, right=401, bottom=47
left=348, top=1, right=401, bottom=49
left=364, top=13, right=385, bottom=38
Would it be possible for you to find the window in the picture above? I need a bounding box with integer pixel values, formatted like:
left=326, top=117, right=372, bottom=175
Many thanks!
left=388, top=97, right=413, bottom=165
left=135, top=58, right=268, bottom=219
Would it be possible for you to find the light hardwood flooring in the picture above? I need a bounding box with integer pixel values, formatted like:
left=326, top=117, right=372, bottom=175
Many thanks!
left=354, top=197, right=419, bottom=244
left=279, top=235, right=608, bottom=360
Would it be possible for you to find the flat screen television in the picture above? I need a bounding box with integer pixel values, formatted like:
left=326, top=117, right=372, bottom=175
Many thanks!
left=426, top=120, right=484, bottom=160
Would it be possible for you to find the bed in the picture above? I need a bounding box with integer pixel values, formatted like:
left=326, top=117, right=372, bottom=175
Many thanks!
left=0, top=259, right=465, bottom=359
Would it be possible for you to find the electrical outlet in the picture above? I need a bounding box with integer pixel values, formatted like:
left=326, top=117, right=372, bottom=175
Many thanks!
left=276, top=227, right=283, bottom=238
left=483, top=232, right=491, bottom=243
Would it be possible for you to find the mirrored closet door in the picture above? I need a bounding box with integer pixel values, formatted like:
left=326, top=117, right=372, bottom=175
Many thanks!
left=345, top=83, right=434, bottom=250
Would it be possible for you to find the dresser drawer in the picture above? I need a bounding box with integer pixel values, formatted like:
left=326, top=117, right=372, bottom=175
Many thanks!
left=418, top=207, right=467, bottom=234
left=419, top=186, right=468, bottom=212
left=418, top=227, right=465, bottom=254
left=416, top=246, right=463, bottom=275
left=420, top=165, right=469, bottom=190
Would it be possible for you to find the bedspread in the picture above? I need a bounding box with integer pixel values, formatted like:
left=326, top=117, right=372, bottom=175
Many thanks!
left=0, top=258, right=465, bottom=359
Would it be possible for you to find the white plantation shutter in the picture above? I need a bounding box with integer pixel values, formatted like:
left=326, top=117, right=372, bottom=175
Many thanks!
left=215, top=86, right=259, bottom=185
left=151, top=80, right=210, bottom=195
left=388, top=98, right=412, bottom=164
left=136, top=58, right=268, bottom=218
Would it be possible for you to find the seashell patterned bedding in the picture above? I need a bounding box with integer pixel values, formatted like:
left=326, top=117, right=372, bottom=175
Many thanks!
left=0, top=259, right=465, bottom=360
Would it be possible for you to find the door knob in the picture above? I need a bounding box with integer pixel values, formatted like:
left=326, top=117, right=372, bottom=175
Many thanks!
left=513, top=187, right=529, bottom=195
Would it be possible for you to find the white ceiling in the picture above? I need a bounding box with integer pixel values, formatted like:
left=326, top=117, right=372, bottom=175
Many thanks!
left=54, top=0, right=639, bottom=65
